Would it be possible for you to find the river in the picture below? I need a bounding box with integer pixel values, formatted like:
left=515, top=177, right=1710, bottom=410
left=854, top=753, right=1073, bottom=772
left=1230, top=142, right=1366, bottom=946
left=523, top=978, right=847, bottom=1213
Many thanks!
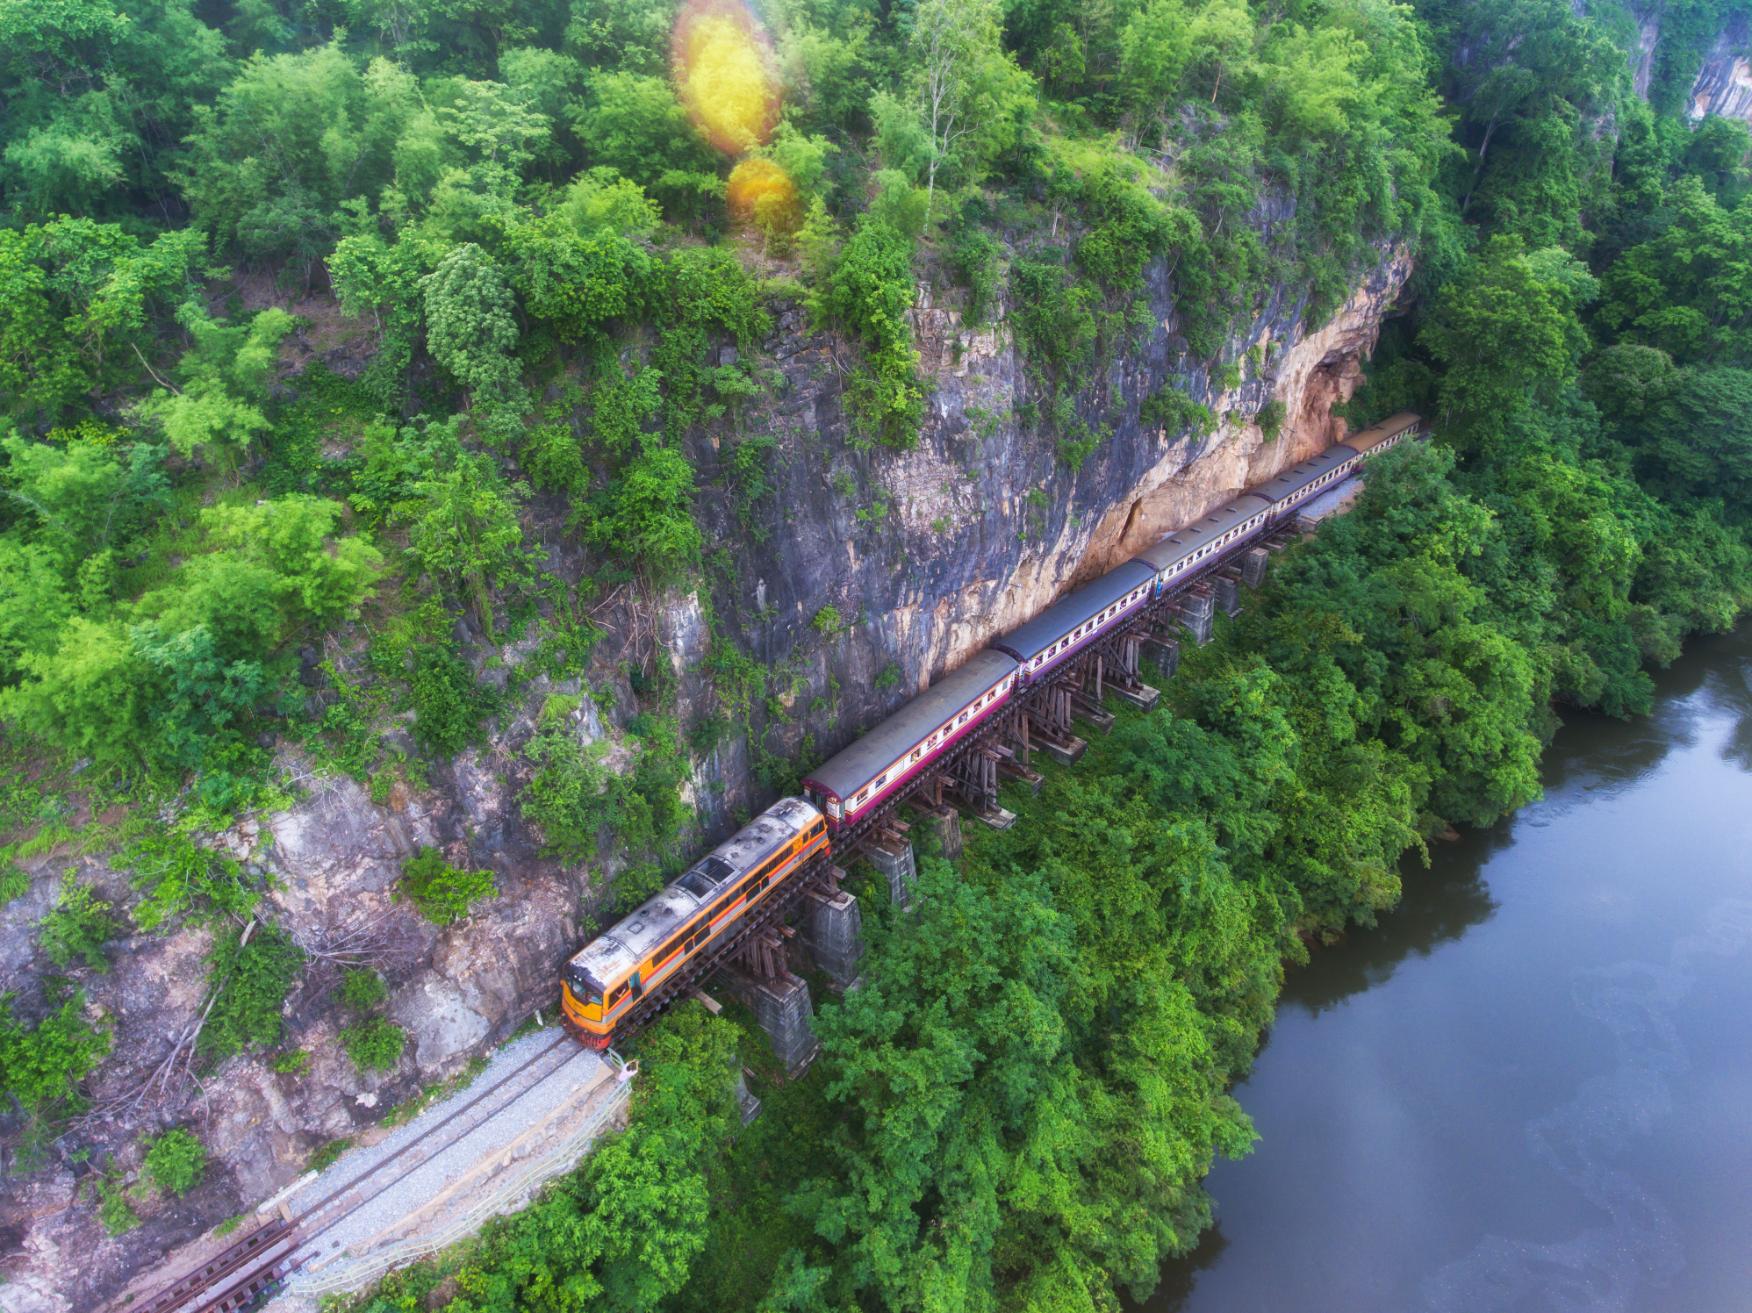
left=1150, top=623, right=1752, bottom=1313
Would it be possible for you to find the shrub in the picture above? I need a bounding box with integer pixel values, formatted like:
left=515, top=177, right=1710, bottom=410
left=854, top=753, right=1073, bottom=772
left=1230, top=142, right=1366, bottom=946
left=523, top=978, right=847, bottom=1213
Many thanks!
left=1010, top=260, right=1099, bottom=383
left=39, top=880, right=118, bottom=973
left=95, top=1173, right=140, bottom=1235
left=827, top=222, right=925, bottom=449
left=271, top=1049, right=311, bottom=1075
left=338, top=968, right=389, bottom=1015
left=308, top=1137, right=351, bottom=1171
left=399, top=848, right=498, bottom=926
left=1256, top=398, right=1287, bottom=442
left=0, top=989, right=111, bottom=1121
left=1, top=860, right=26, bottom=904
left=142, top=1127, right=207, bottom=1197
left=948, top=225, right=1002, bottom=324
left=200, top=924, right=304, bottom=1059
left=408, top=640, right=491, bottom=758
left=811, top=605, right=844, bottom=636
left=1140, top=384, right=1217, bottom=439
left=126, top=831, right=258, bottom=932
left=341, top=1017, right=406, bottom=1074
left=520, top=700, right=692, bottom=866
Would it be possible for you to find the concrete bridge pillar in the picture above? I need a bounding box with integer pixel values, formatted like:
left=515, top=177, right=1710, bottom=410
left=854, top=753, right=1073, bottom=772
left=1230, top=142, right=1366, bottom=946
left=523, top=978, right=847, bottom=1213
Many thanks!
left=865, top=835, right=918, bottom=908
left=1178, top=592, right=1214, bottom=645
left=1242, top=546, right=1270, bottom=588
left=1214, top=575, right=1242, bottom=617
left=801, top=887, right=864, bottom=991
left=724, top=969, right=818, bottom=1077
left=1146, top=635, right=1180, bottom=679
left=913, top=802, right=965, bottom=861
left=734, top=1067, right=762, bottom=1124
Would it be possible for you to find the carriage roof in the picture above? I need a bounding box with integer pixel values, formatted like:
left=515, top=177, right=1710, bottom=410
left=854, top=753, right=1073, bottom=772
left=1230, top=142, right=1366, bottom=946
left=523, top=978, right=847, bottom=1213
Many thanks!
left=802, top=649, right=1017, bottom=800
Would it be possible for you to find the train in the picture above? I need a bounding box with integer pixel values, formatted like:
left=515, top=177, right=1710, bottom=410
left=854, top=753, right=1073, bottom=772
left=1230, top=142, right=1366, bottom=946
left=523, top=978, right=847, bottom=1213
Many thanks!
left=560, top=412, right=1424, bottom=1047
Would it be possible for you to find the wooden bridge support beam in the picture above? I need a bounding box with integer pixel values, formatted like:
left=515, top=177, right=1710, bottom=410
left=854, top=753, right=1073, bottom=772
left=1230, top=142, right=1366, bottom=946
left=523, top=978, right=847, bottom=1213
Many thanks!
left=1024, top=684, right=1087, bottom=765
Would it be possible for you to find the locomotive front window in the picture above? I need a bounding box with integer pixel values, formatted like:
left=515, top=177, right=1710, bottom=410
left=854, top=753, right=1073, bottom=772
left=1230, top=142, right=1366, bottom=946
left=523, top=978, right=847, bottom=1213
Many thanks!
left=566, top=965, right=603, bottom=1006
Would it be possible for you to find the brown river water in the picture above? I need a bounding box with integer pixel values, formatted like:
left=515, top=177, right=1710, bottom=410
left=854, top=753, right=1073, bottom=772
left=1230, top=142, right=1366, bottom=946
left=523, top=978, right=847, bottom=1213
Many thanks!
left=1149, top=622, right=1752, bottom=1313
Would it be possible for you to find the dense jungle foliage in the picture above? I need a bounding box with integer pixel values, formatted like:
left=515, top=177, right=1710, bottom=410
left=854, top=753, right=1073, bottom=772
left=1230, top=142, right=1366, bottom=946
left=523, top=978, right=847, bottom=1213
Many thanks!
left=1, top=0, right=1750, bottom=1307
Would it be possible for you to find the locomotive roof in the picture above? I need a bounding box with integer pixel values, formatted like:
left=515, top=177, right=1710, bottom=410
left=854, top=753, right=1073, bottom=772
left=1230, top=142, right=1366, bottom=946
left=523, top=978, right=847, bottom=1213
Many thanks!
left=1131, top=492, right=1275, bottom=575
left=566, top=795, right=821, bottom=988
left=1341, top=411, right=1422, bottom=454
left=803, top=648, right=1017, bottom=800
left=990, top=559, right=1158, bottom=664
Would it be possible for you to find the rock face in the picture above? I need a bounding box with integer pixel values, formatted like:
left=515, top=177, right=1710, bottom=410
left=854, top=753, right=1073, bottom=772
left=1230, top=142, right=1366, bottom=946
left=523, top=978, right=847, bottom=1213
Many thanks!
left=0, top=236, right=1410, bottom=1312
left=684, top=242, right=1413, bottom=832
left=1689, top=13, right=1752, bottom=121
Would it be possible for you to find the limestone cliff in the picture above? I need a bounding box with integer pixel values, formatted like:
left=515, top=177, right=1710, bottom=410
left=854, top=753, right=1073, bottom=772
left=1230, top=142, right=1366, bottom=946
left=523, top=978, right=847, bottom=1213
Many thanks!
left=1688, top=11, right=1752, bottom=121
left=0, top=237, right=1411, bottom=1313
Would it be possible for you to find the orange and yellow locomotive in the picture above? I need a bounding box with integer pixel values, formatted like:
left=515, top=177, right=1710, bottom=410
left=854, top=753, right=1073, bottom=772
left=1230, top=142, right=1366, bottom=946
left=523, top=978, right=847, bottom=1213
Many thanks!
left=560, top=797, right=828, bottom=1048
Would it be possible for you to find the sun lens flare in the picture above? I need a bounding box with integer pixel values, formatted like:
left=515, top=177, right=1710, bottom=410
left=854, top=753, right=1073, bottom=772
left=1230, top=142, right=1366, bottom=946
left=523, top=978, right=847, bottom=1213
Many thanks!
left=671, top=0, right=781, bottom=155
left=726, top=157, right=801, bottom=233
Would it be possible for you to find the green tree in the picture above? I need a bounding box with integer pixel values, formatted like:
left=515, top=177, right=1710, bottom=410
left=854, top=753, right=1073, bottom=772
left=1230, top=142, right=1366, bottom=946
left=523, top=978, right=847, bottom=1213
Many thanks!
left=137, top=304, right=295, bottom=465
left=394, top=451, right=525, bottom=641
left=1421, top=237, right=1595, bottom=450
left=179, top=43, right=416, bottom=267
left=0, top=220, right=200, bottom=424
left=421, top=243, right=523, bottom=402
left=571, top=72, right=717, bottom=198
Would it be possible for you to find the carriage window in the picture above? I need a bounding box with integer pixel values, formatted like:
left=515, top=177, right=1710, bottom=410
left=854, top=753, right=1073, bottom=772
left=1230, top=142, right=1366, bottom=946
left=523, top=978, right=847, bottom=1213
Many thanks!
left=608, top=982, right=629, bottom=1007
left=854, top=789, right=868, bottom=803
left=874, top=773, right=888, bottom=789
left=958, top=711, right=969, bottom=724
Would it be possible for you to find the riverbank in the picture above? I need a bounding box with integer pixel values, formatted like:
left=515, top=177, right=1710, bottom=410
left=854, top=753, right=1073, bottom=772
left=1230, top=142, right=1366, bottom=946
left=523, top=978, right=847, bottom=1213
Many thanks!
left=1151, top=621, right=1752, bottom=1312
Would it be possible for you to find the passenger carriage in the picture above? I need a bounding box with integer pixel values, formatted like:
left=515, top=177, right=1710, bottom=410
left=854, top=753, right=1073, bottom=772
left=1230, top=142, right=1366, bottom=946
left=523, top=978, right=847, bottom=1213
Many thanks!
left=989, top=561, right=1157, bottom=687
left=1258, top=447, right=1359, bottom=521
left=1132, top=493, right=1275, bottom=596
left=802, top=650, right=1018, bottom=830
left=1342, top=410, right=1422, bottom=458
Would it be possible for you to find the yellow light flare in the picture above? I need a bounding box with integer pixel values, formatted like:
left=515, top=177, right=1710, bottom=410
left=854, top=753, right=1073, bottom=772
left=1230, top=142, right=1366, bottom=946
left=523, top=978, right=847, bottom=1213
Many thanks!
left=726, top=158, right=801, bottom=234
left=671, top=0, right=781, bottom=155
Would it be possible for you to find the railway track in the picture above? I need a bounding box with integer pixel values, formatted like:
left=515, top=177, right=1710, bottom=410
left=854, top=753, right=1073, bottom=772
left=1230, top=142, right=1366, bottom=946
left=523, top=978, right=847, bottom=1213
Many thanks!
left=115, top=1032, right=590, bottom=1313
